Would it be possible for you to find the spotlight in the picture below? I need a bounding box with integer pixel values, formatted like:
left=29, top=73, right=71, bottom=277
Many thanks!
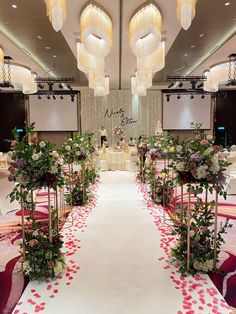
left=177, top=94, right=181, bottom=99
left=67, top=84, right=72, bottom=90
left=47, top=95, right=50, bottom=100
left=38, top=95, right=41, bottom=100
left=191, top=81, right=197, bottom=89
left=58, top=83, right=63, bottom=89
left=197, top=82, right=203, bottom=88
left=71, top=95, right=75, bottom=102
left=60, top=95, right=64, bottom=100
left=53, top=95, right=56, bottom=100
left=201, top=94, right=205, bottom=99
left=166, top=94, right=171, bottom=102
left=178, top=82, right=183, bottom=88
left=168, top=82, right=174, bottom=88
left=38, top=83, right=44, bottom=89
left=190, top=95, right=194, bottom=99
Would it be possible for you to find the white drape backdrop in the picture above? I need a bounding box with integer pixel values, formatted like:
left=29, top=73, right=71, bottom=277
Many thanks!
left=81, top=90, right=162, bottom=144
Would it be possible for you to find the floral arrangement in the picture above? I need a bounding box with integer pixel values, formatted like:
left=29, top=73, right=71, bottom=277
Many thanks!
left=112, top=127, right=123, bottom=137
left=171, top=197, right=232, bottom=275
left=173, top=128, right=230, bottom=197
left=60, top=138, right=87, bottom=164
left=8, top=124, right=64, bottom=202
left=23, top=227, right=65, bottom=281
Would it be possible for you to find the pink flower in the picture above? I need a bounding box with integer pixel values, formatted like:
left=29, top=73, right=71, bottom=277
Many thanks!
left=11, top=140, right=17, bottom=148
left=213, top=145, right=220, bottom=153
left=195, top=134, right=201, bottom=140
left=200, top=139, right=209, bottom=146
left=28, top=239, right=38, bottom=247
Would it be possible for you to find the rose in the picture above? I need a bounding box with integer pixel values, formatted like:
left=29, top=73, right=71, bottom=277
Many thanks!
left=195, top=134, right=201, bottom=140
left=28, top=239, right=38, bottom=247
left=213, top=145, right=220, bottom=153
left=200, top=139, right=209, bottom=146
left=43, top=172, right=57, bottom=187
left=39, top=141, right=46, bottom=148
left=32, top=153, right=40, bottom=161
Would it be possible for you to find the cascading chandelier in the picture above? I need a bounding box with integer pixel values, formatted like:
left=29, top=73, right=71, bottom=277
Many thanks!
left=0, top=47, right=3, bottom=64
left=0, top=56, right=37, bottom=94
left=176, top=0, right=197, bottom=31
left=129, top=1, right=162, bottom=59
left=204, top=54, right=236, bottom=92
left=77, top=1, right=112, bottom=96
left=45, top=0, right=67, bottom=32
left=129, top=1, right=164, bottom=96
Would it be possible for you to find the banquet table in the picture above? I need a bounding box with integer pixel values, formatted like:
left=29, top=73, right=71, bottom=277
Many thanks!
left=99, top=147, right=138, bottom=171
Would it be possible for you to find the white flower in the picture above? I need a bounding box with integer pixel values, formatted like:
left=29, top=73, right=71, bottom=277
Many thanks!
left=202, top=148, right=213, bottom=156
left=23, top=260, right=31, bottom=274
left=32, top=153, right=40, bottom=161
left=193, top=259, right=213, bottom=272
left=80, top=138, right=84, bottom=142
left=73, top=143, right=79, bottom=148
left=76, top=151, right=81, bottom=156
left=68, top=138, right=73, bottom=142
left=176, top=162, right=186, bottom=172
left=32, top=230, right=39, bottom=237
left=176, top=145, right=182, bottom=153
left=206, top=134, right=213, bottom=140
left=189, top=230, right=195, bottom=238
left=51, top=151, right=59, bottom=159
left=54, top=260, right=65, bottom=276
left=210, top=158, right=220, bottom=174
left=39, top=141, right=46, bottom=148
left=51, top=165, right=58, bottom=173
left=196, top=165, right=208, bottom=179
left=65, top=145, right=71, bottom=151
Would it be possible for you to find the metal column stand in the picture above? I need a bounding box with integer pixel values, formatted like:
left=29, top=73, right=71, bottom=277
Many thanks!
left=186, top=189, right=191, bottom=272
left=48, top=186, right=52, bottom=243
left=213, top=187, right=219, bottom=269
left=162, top=157, right=172, bottom=225
left=20, top=186, right=25, bottom=261
left=62, top=163, right=74, bottom=229
left=152, top=160, right=156, bottom=202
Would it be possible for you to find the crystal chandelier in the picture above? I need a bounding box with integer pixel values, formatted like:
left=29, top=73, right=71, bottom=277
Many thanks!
left=204, top=54, right=236, bottom=92
left=176, top=0, right=197, bottom=31
left=129, top=1, right=164, bottom=96
left=77, top=2, right=112, bottom=96
left=45, top=0, right=67, bottom=32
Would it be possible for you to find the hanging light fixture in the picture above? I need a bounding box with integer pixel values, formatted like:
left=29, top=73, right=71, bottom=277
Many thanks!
left=203, top=54, right=236, bottom=92
left=80, top=2, right=112, bottom=58
left=129, top=1, right=162, bottom=58
left=137, top=41, right=165, bottom=73
left=0, top=47, right=4, bottom=65
left=77, top=42, right=105, bottom=74
left=176, top=0, right=197, bottom=31
left=94, top=76, right=109, bottom=96
left=131, top=75, right=147, bottom=96
left=45, top=0, right=67, bottom=32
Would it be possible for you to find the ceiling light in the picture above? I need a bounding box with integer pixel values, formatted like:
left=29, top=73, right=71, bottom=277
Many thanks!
left=190, top=45, right=196, bottom=48
left=37, top=35, right=42, bottom=40
left=176, top=0, right=197, bottom=30
left=184, top=53, right=188, bottom=57
left=38, top=95, right=42, bottom=100
left=129, top=2, right=162, bottom=58
left=177, top=94, right=181, bottom=99
left=77, top=42, right=105, bottom=74
left=60, top=95, right=64, bottom=100
left=67, top=83, right=72, bottom=90
left=47, top=95, right=50, bottom=100
left=178, top=81, right=183, bottom=87
left=131, top=76, right=147, bottom=96
left=45, top=46, right=51, bottom=50
left=201, top=94, right=205, bottom=99
left=53, top=95, right=56, bottom=100
left=58, top=83, right=63, bottom=89
left=45, top=0, right=67, bottom=32
left=200, top=33, right=204, bottom=37
left=11, top=4, right=17, bottom=9
left=190, top=94, right=194, bottom=99
left=38, top=83, right=44, bottom=89
left=225, top=2, right=230, bottom=6
left=166, top=94, right=170, bottom=102
left=53, top=55, right=56, bottom=58
left=71, top=95, right=75, bottom=102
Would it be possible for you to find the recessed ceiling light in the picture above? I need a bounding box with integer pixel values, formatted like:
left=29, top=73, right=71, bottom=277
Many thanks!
left=53, top=55, right=57, bottom=58
left=190, top=45, right=196, bottom=48
left=45, top=46, right=51, bottom=50
left=11, top=4, right=17, bottom=8
left=37, top=35, right=42, bottom=40
left=184, top=53, right=188, bottom=57
left=225, top=2, right=230, bottom=6
left=200, top=33, right=205, bottom=37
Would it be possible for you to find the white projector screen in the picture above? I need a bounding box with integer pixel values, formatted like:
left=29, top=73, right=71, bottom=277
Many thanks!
left=29, top=95, right=78, bottom=131
left=163, top=94, right=211, bottom=130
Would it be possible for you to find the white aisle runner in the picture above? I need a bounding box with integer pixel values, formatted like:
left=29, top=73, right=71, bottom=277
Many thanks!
left=14, top=172, right=232, bottom=314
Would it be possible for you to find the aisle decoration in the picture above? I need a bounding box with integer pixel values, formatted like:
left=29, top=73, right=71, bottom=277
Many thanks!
left=8, top=123, right=65, bottom=281
left=171, top=124, right=232, bottom=275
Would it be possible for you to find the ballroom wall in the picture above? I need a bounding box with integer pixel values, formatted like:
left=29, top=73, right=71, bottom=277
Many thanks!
left=81, top=90, right=162, bottom=144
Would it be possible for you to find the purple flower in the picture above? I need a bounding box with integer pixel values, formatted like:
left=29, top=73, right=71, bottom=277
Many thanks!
left=216, top=172, right=226, bottom=185
left=15, top=158, right=27, bottom=169
left=190, top=153, right=201, bottom=161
